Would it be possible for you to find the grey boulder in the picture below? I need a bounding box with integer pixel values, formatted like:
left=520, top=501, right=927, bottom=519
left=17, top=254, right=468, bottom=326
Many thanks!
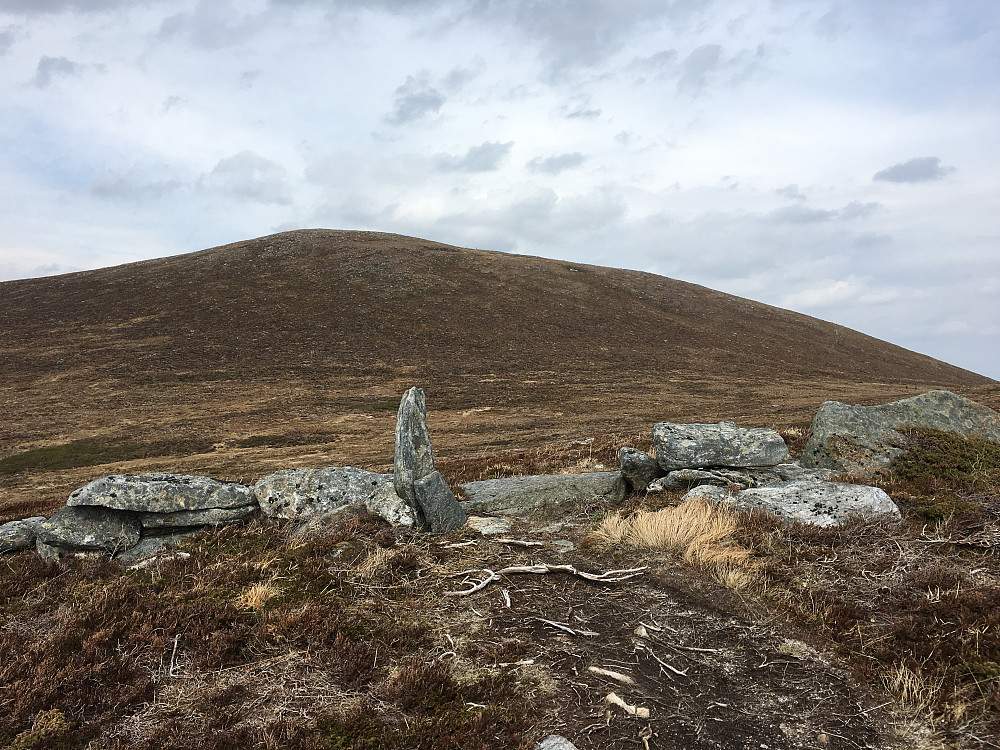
left=618, top=447, right=660, bottom=491
left=460, top=471, right=627, bottom=516
left=253, top=466, right=416, bottom=527
left=394, top=387, right=436, bottom=524
left=68, top=472, right=254, bottom=513
left=35, top=506, right=141, bottom=553
left=413, top=470, right=467, bottom=533
left=0, top=516, right=45, bottom=553
left=653, top=422, right=788, bottom=471
left=684, top=480, right=900, bottom=527
left=801, top=390, right=1000, bottom=474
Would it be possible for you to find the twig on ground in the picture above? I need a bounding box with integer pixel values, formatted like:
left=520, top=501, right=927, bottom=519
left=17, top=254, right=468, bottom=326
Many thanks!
left=536, top=618, right=599, bottom=637
left=497, top=538, right=544, bottom=548
left=444, top=563, right=647, bottom=596
left=588, top=665, right=637, bottom=685
left=605, top=691, right=650, bottom=719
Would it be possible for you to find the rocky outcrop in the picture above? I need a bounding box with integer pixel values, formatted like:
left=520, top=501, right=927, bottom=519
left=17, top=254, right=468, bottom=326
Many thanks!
left=68, top=472, right=255, bottom=513
left=801, top=390, right=1000, bottom=474
left=653, top=422, right=787, bottom=471
left=414, top=470, right=467, bottom=532
left=618, top=447, right=660, bottom=491
left=0, top=517, right=45, bottom=553
left=253, top=467, right=416, bottom=527
left=35, top=506, right=141, bottom=556
left=460, top=472, right=627, bottom=516
left=394, top=387, right=435, bottom=523
left=685, top=480, right=900, bottom=527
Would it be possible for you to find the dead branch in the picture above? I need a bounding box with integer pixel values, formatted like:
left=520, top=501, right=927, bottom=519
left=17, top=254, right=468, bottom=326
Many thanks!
left=536, top=618, right=599, bottom=637
left=588, top=665, right=637, bottom=685
left=605, top=691, right=650, bottom=719
left=497, top=538, right=544, bottom=548
left=444, top=563, right=647, bottom=596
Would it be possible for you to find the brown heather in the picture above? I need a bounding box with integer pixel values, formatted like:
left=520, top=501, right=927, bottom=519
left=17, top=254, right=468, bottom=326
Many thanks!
left=1, top=230, right=999, bottom=748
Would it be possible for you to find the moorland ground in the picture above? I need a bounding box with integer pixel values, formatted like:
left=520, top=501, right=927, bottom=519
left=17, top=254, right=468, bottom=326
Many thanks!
left=1, top=230, right=998, bottom=749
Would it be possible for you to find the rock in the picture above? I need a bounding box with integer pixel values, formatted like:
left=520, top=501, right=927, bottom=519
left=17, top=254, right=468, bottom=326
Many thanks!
left=394, top=387, right=435, bottom=524
left=684, top=480, right=900, bottom=527
left=466, top=516, right=512, bottom=536
left=651, top=466, right=790, bottom=491
left=35, top=506, right=141, bottom=553
left=653, top=422, right=788, bottom=471
left=0, top=516, right=45, bottom=553
left=618, top=447, right=660, bottom=491
left=536, top=736, right=581, bottom=750
left=801, top=390, right=1000, bottom=474
left=253, top=467, right=416, bottom=527
left=68, top=473, right=254, bottom=513
left=413, top=470, right=467, bottom=533
left=773, top=462, right=835, bottom=482
left=138, top=505, right=257, bottom=531
left=460, top=471, right=627, bottom=516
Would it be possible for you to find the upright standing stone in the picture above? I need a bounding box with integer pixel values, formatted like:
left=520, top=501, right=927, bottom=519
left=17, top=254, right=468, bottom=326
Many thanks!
left=394, top=387, right=436, bottom=525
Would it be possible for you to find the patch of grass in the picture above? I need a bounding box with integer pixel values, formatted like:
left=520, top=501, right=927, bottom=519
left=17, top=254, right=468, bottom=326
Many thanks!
left=588, top=496, right=757, bottom=589
left=0, top=437, right=215, bottom=476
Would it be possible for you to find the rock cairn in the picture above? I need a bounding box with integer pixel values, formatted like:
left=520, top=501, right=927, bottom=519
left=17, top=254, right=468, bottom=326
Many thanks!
left=2, top=389, right=998, bottom=562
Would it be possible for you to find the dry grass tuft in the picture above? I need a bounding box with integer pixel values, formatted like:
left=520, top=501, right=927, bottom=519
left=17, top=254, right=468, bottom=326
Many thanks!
left=236, top=581, right=282, bottom=610
left=883, top=662, right=946, bottom=715
left=589, top=496, right=758, bottom=589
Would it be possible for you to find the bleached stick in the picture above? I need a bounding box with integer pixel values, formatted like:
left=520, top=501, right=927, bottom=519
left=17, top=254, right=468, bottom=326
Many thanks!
left=443, top=563, right=647, bottom=596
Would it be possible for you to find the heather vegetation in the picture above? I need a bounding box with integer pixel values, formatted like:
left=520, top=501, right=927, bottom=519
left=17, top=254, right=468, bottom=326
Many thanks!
left=2, top=428, right=998, bottom=749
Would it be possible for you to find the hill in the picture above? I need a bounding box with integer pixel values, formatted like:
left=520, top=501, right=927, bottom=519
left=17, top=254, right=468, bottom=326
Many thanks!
left=1, top=229, right=996, bottom=518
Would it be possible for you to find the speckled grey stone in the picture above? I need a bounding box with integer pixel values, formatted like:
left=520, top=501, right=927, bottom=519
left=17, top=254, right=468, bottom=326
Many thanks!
left=0, top=517, right=45, bottom=553
left=801, top=390, right=1000, bottom=474
left=35, top=505, right=141, bottom=553
left=67, top=473, right=254, bottom=513
left=618, top=447, right=660, bottom=491
left=653, top=422, right=788, bottom=471
left=460, top=472, right=627, bottom=516
left=414, top=470, right=467, bottom=533
left=393, top=387, right=435, bottom=526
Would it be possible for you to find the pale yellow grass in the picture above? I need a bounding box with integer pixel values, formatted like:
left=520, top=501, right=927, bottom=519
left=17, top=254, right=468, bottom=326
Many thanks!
left=236, top=581, right=282, bottom=610
left=590, top=496, right=757, bottom=590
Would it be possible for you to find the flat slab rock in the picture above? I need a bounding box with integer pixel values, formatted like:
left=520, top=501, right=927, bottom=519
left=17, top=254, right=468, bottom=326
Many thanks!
left=0, top=517, right=45, bottom=553
left=68, top=472, right=255, bottom=513
left=653, top=421, right=788, bottom=471
left=460, top=471, right=627, bottom=516
left=253, top=466, right=416, bottom=527
left=139, top=505, right=257, bottom=531
left=685, top=480, right=900, bottom=527
left=801, top=389, right=1000, bottom=474
left=35, top=506, right=141, bottom=553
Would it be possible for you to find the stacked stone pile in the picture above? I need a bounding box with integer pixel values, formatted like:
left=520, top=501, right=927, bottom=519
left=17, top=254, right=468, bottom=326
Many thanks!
left=2, top=389, right=998, bottom=560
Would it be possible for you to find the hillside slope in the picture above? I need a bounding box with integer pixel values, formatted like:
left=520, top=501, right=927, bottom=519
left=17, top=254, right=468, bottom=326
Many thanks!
left=0, top=229, right=989, bottom=385
left=1, top=229, right=996, bottom=516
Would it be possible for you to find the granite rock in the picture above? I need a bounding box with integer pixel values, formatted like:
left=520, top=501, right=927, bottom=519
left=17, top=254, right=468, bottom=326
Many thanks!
left=393, top=387, right=435, bottom=524
left=413, top=470, right=467, bottom=533
left=35, top=505, right=141, bottom=553
left=0, top=516, right=45, bottom=553
left=68, top=472, right=254, bottom=513
left=653, top=422, right=788, bottom=471
left=801, top=390, right=1000, bottom=474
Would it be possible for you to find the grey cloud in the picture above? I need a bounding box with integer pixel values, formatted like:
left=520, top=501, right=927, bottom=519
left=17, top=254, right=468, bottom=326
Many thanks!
left=91, top=174, right=183, bottom=202
left=527, top=152, right=586, bottom=175
left=442, top=60, right=484, bottom=93
left=33, top=55, right=80, bottom=88
left=838, top=201, right=881, bottom=220
left=562, top=97, right=602, bottom=120
left=385, top=75, right=445, bottom=125
left=202, top=151, right=291, bottom=205
left=0, top=26, right=16, bottom=55
left=873, top=156, right=955, bottom=183
left=678, top=44, right=721, bottom=94
left=0, top=0, right=124, bottom=13
left=768, top=205, right=837, bottom=224
left=435, top=141, right=513, bottom=173
left=776, top=184, right=806, bottom=201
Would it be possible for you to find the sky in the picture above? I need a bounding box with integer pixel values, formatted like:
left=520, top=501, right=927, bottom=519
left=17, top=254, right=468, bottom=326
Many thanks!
left=1, top=0, right=998, bottom=379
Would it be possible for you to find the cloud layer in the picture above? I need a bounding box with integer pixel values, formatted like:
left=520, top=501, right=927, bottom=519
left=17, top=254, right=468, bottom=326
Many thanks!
left=0, top=0, right=998, bottom=378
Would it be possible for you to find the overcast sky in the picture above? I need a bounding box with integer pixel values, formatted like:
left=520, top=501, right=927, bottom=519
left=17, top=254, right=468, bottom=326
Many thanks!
left=1, top=0, right=998, bottom=378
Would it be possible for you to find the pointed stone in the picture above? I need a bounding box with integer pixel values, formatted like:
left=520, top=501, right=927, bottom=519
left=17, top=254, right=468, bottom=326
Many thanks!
left=413, top=471, right=466, bottom=533
left=394, top=387, right=435, bottom=525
